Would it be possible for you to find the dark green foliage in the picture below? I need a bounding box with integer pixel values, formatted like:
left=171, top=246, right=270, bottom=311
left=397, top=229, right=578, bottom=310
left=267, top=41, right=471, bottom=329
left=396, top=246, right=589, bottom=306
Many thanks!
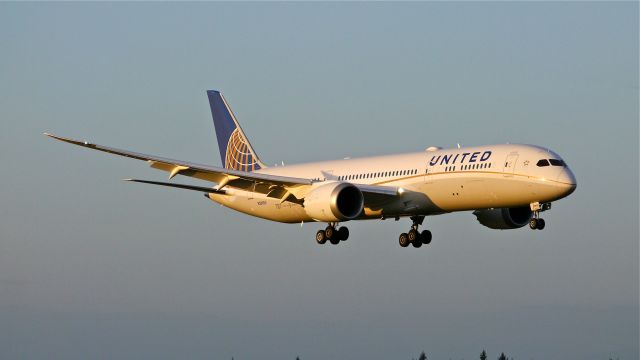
left=498, top=352, right=507, bottom=360
left=418, top=351, right=428, bottom=360
left=480, top=349, right=487, bottom=360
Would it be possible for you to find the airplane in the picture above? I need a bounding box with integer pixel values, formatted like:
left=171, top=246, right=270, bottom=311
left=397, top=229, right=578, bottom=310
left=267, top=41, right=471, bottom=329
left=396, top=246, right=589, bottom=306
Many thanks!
left=45, top=90, right=577, bottom=248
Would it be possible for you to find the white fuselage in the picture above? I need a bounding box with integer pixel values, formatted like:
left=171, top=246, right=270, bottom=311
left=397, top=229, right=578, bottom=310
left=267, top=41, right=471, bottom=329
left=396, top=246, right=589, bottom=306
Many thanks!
left=208, top=144, right=576, bottom=223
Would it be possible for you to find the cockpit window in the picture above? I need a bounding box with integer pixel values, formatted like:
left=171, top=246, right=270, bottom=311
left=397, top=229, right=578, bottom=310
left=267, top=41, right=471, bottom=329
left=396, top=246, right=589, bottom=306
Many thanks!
left=536, top=159, right=550, bottom=167
left=549, top=159, right=565, bottom=167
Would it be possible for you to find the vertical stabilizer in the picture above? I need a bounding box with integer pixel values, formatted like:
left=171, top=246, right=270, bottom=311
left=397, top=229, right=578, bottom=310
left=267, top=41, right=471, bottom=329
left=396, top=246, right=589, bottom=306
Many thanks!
left=207, top=90, right=266, bottom=171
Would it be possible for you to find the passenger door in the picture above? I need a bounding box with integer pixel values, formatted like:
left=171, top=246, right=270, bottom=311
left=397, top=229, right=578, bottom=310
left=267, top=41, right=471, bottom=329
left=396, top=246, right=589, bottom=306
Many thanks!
left=503, top=153, right=518, bottom=177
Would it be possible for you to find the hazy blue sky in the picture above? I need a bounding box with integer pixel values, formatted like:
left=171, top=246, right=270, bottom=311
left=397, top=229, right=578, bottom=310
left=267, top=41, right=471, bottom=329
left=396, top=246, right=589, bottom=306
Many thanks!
left=1, top=2, right=637, bottom=360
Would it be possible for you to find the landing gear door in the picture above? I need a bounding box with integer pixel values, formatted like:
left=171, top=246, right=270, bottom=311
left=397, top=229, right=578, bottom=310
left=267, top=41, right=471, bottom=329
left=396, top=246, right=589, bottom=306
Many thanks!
left=503, top=153, right=518, bottom=177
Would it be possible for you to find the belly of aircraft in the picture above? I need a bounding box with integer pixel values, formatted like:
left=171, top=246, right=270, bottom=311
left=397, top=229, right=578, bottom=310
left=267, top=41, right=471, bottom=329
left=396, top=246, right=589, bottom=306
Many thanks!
left=205, top=173, right=563, bottom=223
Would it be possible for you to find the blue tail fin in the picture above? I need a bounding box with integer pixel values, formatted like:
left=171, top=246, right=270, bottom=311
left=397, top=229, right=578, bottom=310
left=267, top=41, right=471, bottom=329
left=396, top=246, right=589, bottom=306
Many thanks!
left=207, top=90, right=266, bottom=171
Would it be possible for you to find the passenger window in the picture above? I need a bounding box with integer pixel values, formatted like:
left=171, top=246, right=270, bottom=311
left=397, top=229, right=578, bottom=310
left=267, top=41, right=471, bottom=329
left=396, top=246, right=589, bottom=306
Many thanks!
left=536, top=159, right=550, bottom=167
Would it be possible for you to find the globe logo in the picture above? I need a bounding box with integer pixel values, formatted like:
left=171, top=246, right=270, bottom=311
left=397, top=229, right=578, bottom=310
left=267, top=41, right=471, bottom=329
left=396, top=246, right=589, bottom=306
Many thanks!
left=225, top=128, right=259, bottom=171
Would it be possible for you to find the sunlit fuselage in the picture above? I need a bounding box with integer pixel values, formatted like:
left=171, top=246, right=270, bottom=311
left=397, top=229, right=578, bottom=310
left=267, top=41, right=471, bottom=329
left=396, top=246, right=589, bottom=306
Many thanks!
left=209, top=144, right=577, bottom=223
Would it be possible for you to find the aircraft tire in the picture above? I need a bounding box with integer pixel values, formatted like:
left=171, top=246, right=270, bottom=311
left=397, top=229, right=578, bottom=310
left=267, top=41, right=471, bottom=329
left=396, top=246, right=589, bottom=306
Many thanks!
left=338, top=227, right=349, bottom=241
left=412, top=240, right=422, bottom=248
left=316, top=230, right=327, bottom=244
left=421, top=230, right=432, bottom=244
left=536, top=218, right=546, bottom=230
left=399, top=233, right=410, bottom=247
left=529, top=218, right=538, bottom=230
left=325, top=226, right=335, bottom=240
left=408, top=229, right=419, bottom=243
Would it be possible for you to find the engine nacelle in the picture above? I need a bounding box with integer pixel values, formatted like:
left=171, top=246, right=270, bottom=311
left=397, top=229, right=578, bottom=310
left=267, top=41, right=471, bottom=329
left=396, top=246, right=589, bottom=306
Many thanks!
left=473, top=206, right=532, bottom=229
left=303, top=182, right=364, bottom=222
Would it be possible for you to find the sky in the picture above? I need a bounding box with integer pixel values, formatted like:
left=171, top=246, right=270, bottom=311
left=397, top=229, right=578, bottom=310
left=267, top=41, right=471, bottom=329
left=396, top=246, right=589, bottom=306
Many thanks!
left=0, top=2, right=638, bottom=360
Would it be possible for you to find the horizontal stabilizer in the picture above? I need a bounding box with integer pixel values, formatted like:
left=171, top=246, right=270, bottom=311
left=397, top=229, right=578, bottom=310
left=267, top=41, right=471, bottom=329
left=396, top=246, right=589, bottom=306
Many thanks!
left=124, top=179, right=226, bottom=194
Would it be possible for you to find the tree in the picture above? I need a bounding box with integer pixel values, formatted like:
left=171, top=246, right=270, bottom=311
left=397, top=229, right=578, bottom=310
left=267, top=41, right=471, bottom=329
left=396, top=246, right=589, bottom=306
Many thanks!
left=498, top=352, right=507, bottom=360
left=480, top=350, right=487, bottom=360
left=418, top=351, right=428, bottom=360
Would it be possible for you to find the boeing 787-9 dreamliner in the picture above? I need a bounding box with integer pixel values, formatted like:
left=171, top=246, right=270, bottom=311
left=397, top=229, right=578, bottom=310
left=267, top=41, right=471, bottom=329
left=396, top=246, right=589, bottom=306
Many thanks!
left=46, top=90, right=577, bottom=248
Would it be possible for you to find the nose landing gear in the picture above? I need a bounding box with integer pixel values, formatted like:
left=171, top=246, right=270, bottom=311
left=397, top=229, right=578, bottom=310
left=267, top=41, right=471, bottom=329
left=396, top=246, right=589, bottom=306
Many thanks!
left=529, top=218, right=546, bottom=230
left=529, top=202, right=551, bottom=230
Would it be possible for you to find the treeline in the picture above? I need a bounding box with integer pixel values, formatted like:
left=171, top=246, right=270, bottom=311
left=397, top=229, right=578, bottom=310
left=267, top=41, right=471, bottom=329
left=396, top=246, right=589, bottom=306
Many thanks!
left=276, top=352, right=621, bottom=360
left=410, top=351, right=621, bottom=360
left=412, top=350, right=508, bottom=360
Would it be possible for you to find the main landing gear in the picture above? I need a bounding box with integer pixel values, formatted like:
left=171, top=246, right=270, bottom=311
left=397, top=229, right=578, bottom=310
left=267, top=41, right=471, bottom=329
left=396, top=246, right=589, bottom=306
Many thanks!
left=316, top=223, right=349, bottom=245
left=399, top=216, right=432, bottom=249
left=529, top=202, right=551, bottom=230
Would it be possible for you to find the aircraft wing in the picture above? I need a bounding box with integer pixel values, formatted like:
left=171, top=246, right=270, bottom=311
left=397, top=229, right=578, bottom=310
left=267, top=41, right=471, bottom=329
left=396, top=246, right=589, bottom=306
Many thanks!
left=45, top=133, right=401, bottom=204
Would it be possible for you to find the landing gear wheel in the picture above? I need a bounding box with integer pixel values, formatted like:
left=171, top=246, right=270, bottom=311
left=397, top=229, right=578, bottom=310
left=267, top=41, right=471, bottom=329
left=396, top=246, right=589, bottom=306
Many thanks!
left=316, top=230, right=327, bottom=244
left=408, top=229, right=419, bottom=243
left=338, top=227, right=349, bottom=241
left=536, top=218, right=546, bottom=230
left=420, top=230, right=432, bottom=244
left=412, top=239, right=422, bottom=248
left=399, top=233, right=410, bottom=248
left=325, top=226, right=335, bottom=240
left=529, top=218, right=538, bottom=230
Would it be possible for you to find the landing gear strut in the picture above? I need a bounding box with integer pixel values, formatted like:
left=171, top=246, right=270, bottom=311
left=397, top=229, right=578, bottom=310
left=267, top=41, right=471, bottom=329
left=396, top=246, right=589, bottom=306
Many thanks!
left=399, top=216, right=432, bottom=248
left=316, top=223, right=349, bottom=245
left=529, top=202, right=550, bottom=230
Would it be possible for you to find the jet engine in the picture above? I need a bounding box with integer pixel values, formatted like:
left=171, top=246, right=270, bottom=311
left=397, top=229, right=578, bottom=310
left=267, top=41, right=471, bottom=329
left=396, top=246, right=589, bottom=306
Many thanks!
left=473, top=206, right=532, bottom=229
left=304, top=182, right=364, bottom=222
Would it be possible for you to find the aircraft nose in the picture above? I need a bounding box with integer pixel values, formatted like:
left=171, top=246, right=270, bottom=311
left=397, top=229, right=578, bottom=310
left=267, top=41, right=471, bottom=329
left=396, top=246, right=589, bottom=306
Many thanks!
left=556, top=167, right=577, bottom=196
